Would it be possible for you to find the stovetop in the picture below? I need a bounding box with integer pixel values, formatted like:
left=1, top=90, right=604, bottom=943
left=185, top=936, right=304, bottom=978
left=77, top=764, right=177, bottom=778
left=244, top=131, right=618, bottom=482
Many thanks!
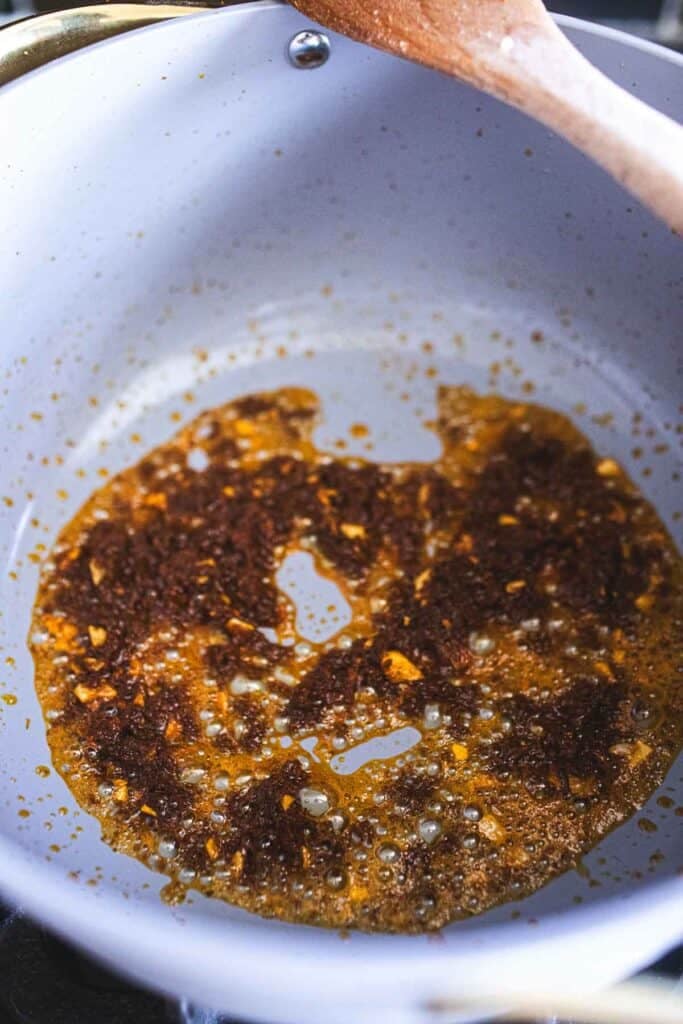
left=0, top=902, right=177, bottom=1024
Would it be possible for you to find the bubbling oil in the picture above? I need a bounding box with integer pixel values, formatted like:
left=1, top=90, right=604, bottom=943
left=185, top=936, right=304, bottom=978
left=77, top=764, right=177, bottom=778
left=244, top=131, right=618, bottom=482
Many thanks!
left=31, top=386, right=683, bottom=931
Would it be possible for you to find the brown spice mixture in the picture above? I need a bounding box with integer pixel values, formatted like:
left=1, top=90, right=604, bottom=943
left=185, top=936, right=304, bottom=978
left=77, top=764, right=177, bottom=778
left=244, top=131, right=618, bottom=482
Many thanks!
left=31, top=386, right=683, bottom=932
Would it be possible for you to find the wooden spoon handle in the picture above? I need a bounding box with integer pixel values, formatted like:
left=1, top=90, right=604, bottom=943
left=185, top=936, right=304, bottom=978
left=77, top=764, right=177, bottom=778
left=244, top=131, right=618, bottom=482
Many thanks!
left=461, top=17, right=683, bottom=233
left=292, top=0, right=683, bottom=230
left=428, top=973, right=683, bottom=1024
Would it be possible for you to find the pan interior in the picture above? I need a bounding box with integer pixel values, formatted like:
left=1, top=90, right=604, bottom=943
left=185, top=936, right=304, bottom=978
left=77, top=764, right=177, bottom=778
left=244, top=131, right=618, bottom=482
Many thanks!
left=1, top=321, right=681, bottom=932
left=0, top=5, right=681, bottom=941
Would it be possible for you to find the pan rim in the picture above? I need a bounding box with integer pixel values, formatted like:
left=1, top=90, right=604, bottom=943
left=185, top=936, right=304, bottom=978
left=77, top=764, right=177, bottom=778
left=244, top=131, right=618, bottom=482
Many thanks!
left=0, top=3, right=682, bottom=104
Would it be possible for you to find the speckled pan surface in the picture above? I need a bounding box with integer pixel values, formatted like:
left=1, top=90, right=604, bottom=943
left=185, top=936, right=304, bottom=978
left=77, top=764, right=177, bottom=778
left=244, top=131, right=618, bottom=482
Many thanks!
left=0, top=5, right=681, bottom=1022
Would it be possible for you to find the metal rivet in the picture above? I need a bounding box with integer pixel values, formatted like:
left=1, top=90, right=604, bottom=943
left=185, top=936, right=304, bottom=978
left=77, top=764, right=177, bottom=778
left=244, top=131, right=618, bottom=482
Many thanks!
left=288, top=30, right=331, bottom=69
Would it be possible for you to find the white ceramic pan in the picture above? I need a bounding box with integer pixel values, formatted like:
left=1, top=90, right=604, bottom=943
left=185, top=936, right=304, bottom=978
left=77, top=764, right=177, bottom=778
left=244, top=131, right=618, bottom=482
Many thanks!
left=0, top=5, right=681, bottom=1022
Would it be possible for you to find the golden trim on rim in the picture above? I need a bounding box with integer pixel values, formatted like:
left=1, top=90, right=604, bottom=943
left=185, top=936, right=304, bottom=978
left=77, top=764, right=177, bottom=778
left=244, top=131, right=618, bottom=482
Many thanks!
left=0, top=3, right=220, bottom=87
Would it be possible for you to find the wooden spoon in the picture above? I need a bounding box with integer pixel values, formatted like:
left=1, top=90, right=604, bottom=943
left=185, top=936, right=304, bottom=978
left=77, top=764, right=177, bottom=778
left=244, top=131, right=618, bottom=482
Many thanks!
left=289, top=0, right=683, bottom=233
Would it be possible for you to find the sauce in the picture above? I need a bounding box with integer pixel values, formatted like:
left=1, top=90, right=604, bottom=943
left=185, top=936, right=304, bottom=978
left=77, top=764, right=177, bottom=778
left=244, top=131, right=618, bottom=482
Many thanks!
left=31, top=386, right=683, bottom=931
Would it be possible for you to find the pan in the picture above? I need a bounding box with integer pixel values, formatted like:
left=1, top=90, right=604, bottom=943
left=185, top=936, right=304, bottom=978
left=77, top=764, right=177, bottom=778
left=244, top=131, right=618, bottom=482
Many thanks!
left=0, top=5, right=681, bottom=1022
